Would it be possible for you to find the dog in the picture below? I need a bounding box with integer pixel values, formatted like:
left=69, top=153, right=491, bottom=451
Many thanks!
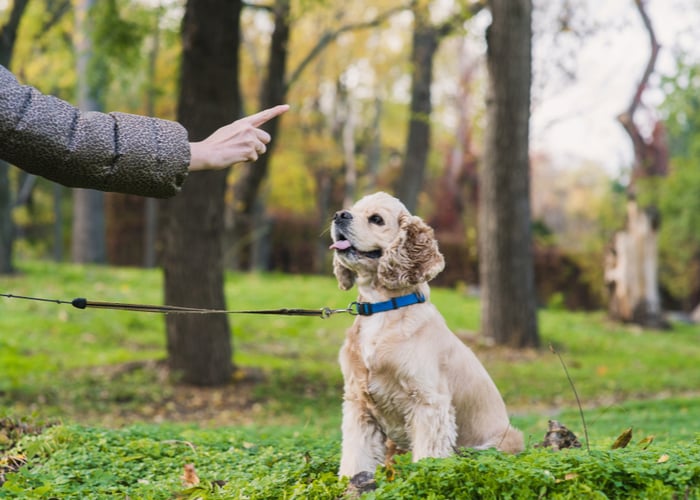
left=329, top=192, right=524, bottom=478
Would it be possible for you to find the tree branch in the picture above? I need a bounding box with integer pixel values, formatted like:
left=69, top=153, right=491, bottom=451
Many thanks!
left=242, top=1, right=274, bottom=13
left=626, top=0, right=660, bottom=119
left=285, top=4, right=411, bottom=92
left=0, top=0, right=30, bottom=66
left=436, top=0, right=486, bottom=38
left=617, top=0, right=660, bottom=173
left=40, top=0, right=72, bottom=35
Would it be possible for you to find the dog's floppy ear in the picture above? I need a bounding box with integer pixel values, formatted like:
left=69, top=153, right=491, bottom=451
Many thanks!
left=377, top=214, right=445, bottom=289
left=333, top=253, right=356, bottom=290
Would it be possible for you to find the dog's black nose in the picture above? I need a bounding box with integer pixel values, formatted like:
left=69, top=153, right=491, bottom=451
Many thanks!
left=333, top=210, right=353, bottom=222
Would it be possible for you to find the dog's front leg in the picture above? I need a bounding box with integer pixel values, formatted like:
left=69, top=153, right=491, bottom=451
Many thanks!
left=338, top=397, right=386, bottom=477
left=408, top=394, right=457, bottom=461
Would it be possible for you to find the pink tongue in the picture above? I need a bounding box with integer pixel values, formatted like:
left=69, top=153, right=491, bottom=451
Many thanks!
left=329, top=240, right=352, bottom=250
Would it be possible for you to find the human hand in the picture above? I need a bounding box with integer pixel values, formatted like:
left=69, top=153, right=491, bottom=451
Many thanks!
left=188, top=104, right=290, bottom=171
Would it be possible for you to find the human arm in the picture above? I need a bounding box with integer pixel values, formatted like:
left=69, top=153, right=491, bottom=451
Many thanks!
left=0, top=64, right=191, bottom=198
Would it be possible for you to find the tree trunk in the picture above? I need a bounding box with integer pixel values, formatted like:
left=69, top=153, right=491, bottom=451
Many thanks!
left=72, top=0, right=106, bottom=264
left=143, top=11, right=162, bottom=269
left=53, top=184, right=64, bottom=262
left=160, top=0, right=242, bottom=386
left=395, top=5, right=438, bottom=214
left=0, top=161, right=13, bottom=274
left=105, top=193, right=145, bottom=265
left=231, top=0, right=290, bottom=271
left=479, top=0, right=539, bottom=348
left=0, top=0, right=31, bottom=274
left=71, top=189, right=106, bottom=262
left=365, top=98, right=382, bottom=192
left=339, top=85, right=357, bottom=208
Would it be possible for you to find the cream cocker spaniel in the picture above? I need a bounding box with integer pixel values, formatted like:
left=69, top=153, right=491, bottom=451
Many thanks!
left=329, top=192, right=524, bottom=478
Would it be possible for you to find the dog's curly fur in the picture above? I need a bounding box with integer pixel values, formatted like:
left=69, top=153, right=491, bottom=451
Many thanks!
left=330, top=192, right=524, bottom=478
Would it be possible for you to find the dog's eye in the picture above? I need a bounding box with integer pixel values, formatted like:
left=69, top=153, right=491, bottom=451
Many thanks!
left=368, top=214, right=384, bottom=226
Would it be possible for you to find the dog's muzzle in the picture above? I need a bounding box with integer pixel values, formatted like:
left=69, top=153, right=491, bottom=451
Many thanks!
left=329, top=211, right=382, bottom=258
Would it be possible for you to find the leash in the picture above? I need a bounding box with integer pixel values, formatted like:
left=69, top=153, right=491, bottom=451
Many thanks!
left=0, top=292, right=426, bottom=319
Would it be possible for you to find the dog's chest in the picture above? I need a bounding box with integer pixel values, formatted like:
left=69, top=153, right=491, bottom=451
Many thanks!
left=355, top=317, right=415, bottom=448
left=357, top=316, right=392, bottom=368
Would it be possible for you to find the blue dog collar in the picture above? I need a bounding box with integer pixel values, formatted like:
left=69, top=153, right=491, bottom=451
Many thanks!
left=351, top=292, right=426, bottom=316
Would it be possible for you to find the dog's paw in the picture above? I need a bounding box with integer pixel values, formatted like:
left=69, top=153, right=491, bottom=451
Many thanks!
left=344, top=471, right=376, bottom=498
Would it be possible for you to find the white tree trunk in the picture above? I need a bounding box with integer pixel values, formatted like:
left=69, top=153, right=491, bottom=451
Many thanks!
left=604, top=200, right=665, bottom=327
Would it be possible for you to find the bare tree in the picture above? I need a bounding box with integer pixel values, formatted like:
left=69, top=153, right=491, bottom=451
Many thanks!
left=232, top=0, right=290, bottom=270
left=479, top=0, right=539, bottom=348
left=395, top=2, right=439, bottom=213
left=396, top=2, right=480, bottom=213
left=604, top=0, right=667, bottom=328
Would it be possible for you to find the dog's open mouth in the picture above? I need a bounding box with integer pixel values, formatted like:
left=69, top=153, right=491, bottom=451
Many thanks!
left=329, top=234, right=382, bottom=259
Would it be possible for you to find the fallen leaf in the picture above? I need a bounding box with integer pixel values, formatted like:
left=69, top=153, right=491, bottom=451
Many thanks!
left=637, top=435, right=655, bottom=450
left=536, top=420, right=582, bottom=451
left=611, top=427, right=633, bottom=449
left=181, top=463, right=200, bottom=486
left=657, top=454, right=670, bottom=463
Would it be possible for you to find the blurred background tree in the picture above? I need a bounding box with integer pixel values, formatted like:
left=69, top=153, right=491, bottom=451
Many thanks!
left=0, top=0, right=29, bottom=274
left=657, top=60, right=700, bottom=311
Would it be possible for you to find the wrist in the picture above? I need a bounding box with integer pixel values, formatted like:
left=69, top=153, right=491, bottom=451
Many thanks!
left=188, top=142, right=207, bottom=171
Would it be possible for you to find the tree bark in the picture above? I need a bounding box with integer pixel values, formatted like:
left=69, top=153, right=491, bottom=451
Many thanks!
left=479, top=0, right=539, bottom=348
left=160, top=0, right=242, bottom=386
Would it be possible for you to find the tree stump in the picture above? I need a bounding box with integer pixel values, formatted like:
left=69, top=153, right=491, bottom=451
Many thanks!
left=604, top=199, right=668, bottom=329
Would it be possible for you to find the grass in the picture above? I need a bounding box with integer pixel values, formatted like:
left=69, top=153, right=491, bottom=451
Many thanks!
left=1, top=260, right=700, bottom=497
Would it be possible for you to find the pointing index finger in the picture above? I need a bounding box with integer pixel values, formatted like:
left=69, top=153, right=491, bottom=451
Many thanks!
left=246, top=104, right=290, bottom=127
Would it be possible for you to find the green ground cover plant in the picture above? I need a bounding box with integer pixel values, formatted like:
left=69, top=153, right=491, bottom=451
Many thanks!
left=1, top=419, right=698, bottom=499
left=1, top=261, right=700, bottom=497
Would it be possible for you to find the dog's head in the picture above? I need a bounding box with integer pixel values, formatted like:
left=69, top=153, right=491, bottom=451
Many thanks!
left=329, top=192, right=445, bottom=291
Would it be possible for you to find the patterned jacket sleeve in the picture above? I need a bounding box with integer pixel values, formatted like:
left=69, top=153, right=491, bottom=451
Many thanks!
left=0, top=64, right=190, bottom=198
